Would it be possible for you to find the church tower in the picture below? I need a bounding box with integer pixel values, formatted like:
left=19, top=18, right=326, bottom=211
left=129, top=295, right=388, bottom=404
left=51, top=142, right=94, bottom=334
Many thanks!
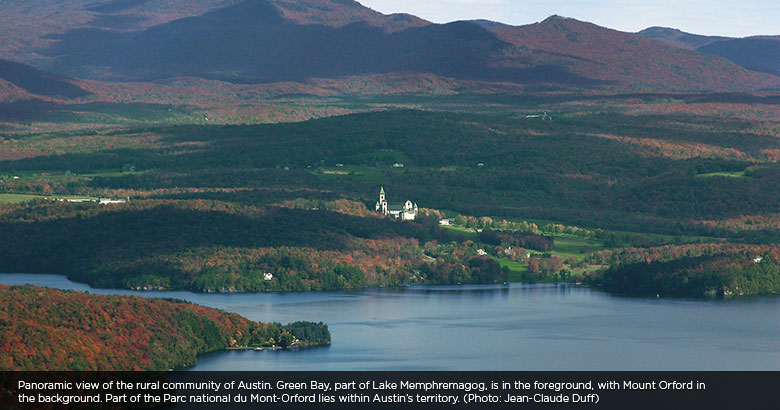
left=375, top=186, right=388, bottom=215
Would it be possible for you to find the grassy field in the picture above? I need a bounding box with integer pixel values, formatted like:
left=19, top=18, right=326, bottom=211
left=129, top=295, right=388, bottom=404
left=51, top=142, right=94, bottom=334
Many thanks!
left=696, top=171, right=748, bottom=179
left=443, top=224, right=606, bottom=259
left=0, top=193, right=97, bottom=204
left=552, top=235, right=608, bottom=259
left=312, top=165, right=395, bottom=182
left=445, top=220, right=609, bottom=282
left=492, top=256, right=528, bottom=282
left=77, top=169, right=149, bottom=178
left=440, top=218, right=621, bottom=284
left=440, top=224, right=479, bottom=239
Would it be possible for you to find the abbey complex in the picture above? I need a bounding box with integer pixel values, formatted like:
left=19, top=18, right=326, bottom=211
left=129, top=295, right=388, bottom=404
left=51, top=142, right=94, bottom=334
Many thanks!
left=375, top=187, right=418, bottom=221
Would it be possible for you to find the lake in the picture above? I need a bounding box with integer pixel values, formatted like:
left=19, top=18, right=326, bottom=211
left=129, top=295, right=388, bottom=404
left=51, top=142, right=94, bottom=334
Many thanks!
left=1, top=273, right=779, bottom=370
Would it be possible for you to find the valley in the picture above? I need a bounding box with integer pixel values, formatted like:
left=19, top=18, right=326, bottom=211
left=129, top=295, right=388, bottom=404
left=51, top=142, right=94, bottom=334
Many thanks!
left=1, top=0, right=780, bottom=373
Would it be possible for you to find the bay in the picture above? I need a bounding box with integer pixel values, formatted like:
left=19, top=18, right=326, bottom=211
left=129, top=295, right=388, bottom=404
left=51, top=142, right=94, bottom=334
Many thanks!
left=1, top=273, right=778, bottom=370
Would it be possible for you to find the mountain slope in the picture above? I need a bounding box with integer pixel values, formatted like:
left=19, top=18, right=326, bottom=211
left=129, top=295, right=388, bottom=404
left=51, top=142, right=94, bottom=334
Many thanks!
left=638, top=27, right=780, bottom=77
left=0, top=1, right=231, bottom=66
left=40, top=1, right=581, bottom=85
left=0, top=59, right=89, bottom=99
left=0, top=0, right=427, bottom=66
left=270, top=0, right=429, bottom=31
left=490, top=16, right=780, bottom=91
left=1, top=1, right=778, bottom=91
left=697, top=37, right=780, bottom=76
left=0, top=79, right=33, bottom=103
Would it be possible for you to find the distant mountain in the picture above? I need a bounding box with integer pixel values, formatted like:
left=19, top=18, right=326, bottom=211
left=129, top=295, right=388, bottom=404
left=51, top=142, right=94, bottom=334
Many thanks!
left=638, top=27, right=780, bottom=77
left=697, top=37, right=780, bottom=76
left=487, top=16, right=780, bottom=91
left=38, top=1, right=537, bottom=85
left=637, top=27, right=725, bottom=50
left=0, top=0, right=427, bottom=60
left=469, top=20, right=511, bottom=30
left=0, top=1, right=778, bottom=91
left=0, top=59, right=88, bottom=99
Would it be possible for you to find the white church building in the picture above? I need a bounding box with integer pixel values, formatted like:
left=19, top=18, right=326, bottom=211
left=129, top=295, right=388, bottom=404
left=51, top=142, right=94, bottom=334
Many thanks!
left=375, top=186, right=418, bottom=220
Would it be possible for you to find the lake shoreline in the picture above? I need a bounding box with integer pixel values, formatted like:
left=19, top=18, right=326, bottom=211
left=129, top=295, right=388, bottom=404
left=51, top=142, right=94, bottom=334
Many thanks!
left=3, top=271, right=779, bottom=301
left=2, top=272, right=779, bottom=371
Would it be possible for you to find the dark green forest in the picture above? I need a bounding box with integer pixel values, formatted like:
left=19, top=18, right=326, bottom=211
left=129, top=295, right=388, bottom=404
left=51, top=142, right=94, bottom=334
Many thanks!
left=4, top=110, right=779, bottom=233
left=3, top=107, right=780, bottom=296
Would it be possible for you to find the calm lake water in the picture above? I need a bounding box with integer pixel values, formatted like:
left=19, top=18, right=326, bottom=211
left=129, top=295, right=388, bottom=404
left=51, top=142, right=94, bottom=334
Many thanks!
left=2, top=273, right=779, bottom=370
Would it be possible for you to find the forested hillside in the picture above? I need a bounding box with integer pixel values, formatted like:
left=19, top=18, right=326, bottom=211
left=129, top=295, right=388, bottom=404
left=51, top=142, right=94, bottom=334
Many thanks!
left=1, top=1, right=777, bottom=90
left=4, top=107, right=780, bottom=295
left=638, top=27, right=780, bottom=77
left=5, top=109, right=779, bottom=234
left=0, top=199, right=505, bottom=291
left=0, top=285, right=329, bottom=370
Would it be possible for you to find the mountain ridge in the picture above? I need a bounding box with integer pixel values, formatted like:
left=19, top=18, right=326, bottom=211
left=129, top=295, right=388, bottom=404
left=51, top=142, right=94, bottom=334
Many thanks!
left=488, top=16, right=780, bottom=91
left=0, top=1, right=778, bottom=91
left=638, top=26, right=780, bottom=78
left=637, top=27, right=726, bottom=50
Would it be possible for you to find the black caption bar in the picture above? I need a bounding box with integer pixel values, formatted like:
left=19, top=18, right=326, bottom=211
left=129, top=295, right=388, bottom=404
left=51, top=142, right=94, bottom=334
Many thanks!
left=2, top=371, right=778, bottom=409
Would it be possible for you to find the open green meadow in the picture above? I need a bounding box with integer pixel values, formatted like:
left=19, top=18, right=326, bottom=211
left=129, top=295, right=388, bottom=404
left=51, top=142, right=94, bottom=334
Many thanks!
left=552, top=236, right=607, bottom=258
left=696, top=171, right=748, bottom=179
left=0, top=193, right=97, bottom=203
left=493, top=257, right=528, bottom=282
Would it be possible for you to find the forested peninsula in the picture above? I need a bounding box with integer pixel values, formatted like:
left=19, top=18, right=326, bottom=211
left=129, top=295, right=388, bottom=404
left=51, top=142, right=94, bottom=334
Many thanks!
left=0, top=285, right=330, bottom=371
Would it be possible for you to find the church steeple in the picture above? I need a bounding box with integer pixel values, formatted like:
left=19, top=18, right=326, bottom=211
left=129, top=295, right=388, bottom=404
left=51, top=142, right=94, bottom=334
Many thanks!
left=376, top=187, right=387, bottom=215
left=378, top=186, right=387, bottom=214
